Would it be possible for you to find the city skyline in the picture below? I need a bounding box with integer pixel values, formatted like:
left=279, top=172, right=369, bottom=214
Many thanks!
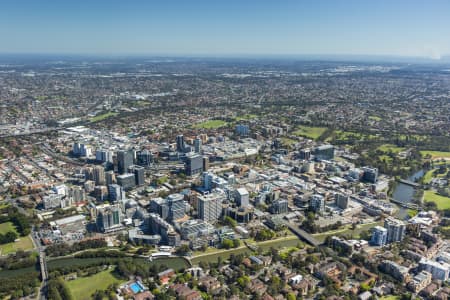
left=1, top=0, right=450, bottom=59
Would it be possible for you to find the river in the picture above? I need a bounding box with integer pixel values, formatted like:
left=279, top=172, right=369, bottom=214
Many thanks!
left=392, top=169, right=425, bottom=218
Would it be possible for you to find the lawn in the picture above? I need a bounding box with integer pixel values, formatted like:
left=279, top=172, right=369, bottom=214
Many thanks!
left=377, top=144, right=405, bottom=153
left=66, top=268, right=124, bottom=300
left=90, top=112, right=118, bottom=122
left=420, top=151, right=450, bottom=160
left=423, top=169, right=436, bottom=184
left=193, top=119, right=228, bottom=129
left=293, top=126, right=327, bottom=140
left=424, top=190, right=450, bottom=210
left=281, top=137, right=297, bottom=146
left=368, top=115, right=382, bottom=121
left=0, top=222, right=17, bottom=235
left=0, top=235, right=34, bottom=255
left=380, top=296, right=399, bottom=300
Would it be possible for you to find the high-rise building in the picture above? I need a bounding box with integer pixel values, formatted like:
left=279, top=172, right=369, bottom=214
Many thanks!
left=117, top=150, right=134, bottom=174
left=203, top=156, right=209, bottom=172
left=167, top=193, right=186, bottom=222
left=335, top=193, right=349, bottom=209
left=371, top=226, right=388, bottom=246
left=314, top=145, right=334, bottom=160
left=310, top=194, right=325, bottom=212
left=236, top=188, right=249, bottom=207
left=419, top=259, right=450, bottom=281
left=96, top=204, right=122, bottom=232
left=176, top=135, right=185, bottom=152
left=269, top=199, right=288, bottom=214
left=185, top=153, right=203, bottom=176
left=116, top=173, right=136, bottom=190
left=236, top=124, right=250, bottom=136
left=137, top=150, right=153, bottom=168
left=299, top=149, right=311, bottom=160
left=197, top=191, right=225, bottom=222
left=384, top=217, right=406, bottom=243
left=108, top=184, right=125, bottom=202
left=105, top=170, right=116, bottom=185
left=68, top=186, right=85, bottom=204
left=362, top=166, right=378, bottom=183
left=194, top=137, right=202, bottom=154
left=96, top=149, right=113, bottom=163
left=128, top=165, right=145, bottom=186
left=94, top=185, right=108, bottom=201
left=93, top=165, right=106, bottom=185
left=202, top=172, right=214, bottom=191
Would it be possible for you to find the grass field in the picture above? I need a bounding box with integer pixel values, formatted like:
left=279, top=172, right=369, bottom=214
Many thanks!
left=293, top=126, right=327, bottom=140
left=424, top=190, right=450, bottom=210
left=193, top=119, right=228, bottom=129
left=0, top=235, right=34, bottom=255
left=281, top=137, right=297, bottom=146
left=0, top=222, right=16, bottom=235
left=380, top=296, right=399, bottom=300
left=368, top=116, right=382, bottom=121
left=66, top=268, right=123, bottom=300
left=377, top=144, right=405, bottom=153
left=313, top=222, right=382, bottom=242
left=420, top=151, right=450, bottom=160
left=90, top=112, right=118, bottom=122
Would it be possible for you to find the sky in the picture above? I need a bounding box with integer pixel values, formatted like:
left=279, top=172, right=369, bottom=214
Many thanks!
left=1, top=0, right=450, bottom=59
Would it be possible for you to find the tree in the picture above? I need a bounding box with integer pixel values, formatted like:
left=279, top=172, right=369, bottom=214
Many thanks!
left=221, top=239, right=233, bottom=249
left=175, top=244, right=191, bottom=256
left=233, top=239, right=241, bottom=248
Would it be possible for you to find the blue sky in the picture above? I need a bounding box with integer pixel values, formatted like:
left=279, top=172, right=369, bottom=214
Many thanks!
left=1, top=0, right=450, bottom=58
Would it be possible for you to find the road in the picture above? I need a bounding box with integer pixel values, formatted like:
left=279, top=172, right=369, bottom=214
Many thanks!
left=31, top=228, right=48, bottom=300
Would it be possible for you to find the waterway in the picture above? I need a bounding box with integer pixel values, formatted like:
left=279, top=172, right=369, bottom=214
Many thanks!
left=392, top=169, right=425, bottom=219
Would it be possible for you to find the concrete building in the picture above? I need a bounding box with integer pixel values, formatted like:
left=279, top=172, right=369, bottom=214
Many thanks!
left=269, top=199, right=288, bottom=214
left=408, top=271, right=432, bottom=293
left=96, top=204, right=123, bottom=232
left=185, top=153, right=203, bottom=176
left=117, top=150, right=134, bottom=174
left=137, top=150, right=153, bottom=168
left=197, top=191, right=225, bottom=222
left=419, top=259, right=450, bottom=281
left=236, top=124, right=250, bottom=136
left=335, top=193, right=349, bottom=209
left=167, top=193, right=186, bottom=222
left=236, top=187, right=249, bottom=207
left=362, top=166, right=378, bottom=183
left=194, top=138, right=202, bottom=154
left=314, top=145, right=334, bottom=160
left=108, top=184, right=125, bottom=202
left=93, top=165, right=106, bottom=186
left=117, top=173, right=136, bottom=190
left=310, top=194, right=325, bottom=213
left=371, top=226, right=388, bottom=246
left=128, top=165, right=145, bottom=186
left=176, top=135, right=186, bottom=152
left=384, top=217, right=406, bottom=243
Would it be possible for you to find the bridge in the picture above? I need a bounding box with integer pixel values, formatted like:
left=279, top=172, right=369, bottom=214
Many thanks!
left=397, top=179, right=420, bottom=188
left=389, top=197, right=419, bottom=209
left=283, top=221, right=320, bottom=247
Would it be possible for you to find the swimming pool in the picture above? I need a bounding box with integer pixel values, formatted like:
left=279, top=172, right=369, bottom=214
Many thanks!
left=130, top=282, right=142, bottom=294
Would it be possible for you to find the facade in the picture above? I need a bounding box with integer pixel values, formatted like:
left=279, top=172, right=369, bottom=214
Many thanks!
left=108, top=184, right=125, bottom=202
left=314, top=145, right=334, bottom=160
left=194, top=138, right=202, bottom=154
left=167, top=193, right=186, bottom=222
left=310, top=194, right=325, bottom=213
left=117, top=173, right=136, bottom=190
left=93, top=166, right=106, bottom=186
left=236, top=187, right=249, bottom=207
left=117, top=150, right=134, bottom=174
left=299, top=149, right=311, bottom=160
left=419, top=259, right=450, bottom=281
left=236, top=124, right=250, bottom=136
left=408, top=271, right=432, bottom=293
left=180, top=219, right=214, bottom=240
left=95, top=149, right=113, bottom=163
left=362, top=166, right=378, bottom=183
left=137, top=150, right=153, bottom=168
left=128, top=165, right=145, bottom=186
left=197, top=191, right=225, bottom=222
left=96, top=204, right=123, bottom=232
left=335, top=193, right=349, bottom=209
left=371, top=226, right=388, bottom=246
left=176, top=135, right=185, bottom=152
left=269, top=199, right=288, bottom=214
left=185, top=153, right=203, bottom=176
left=384, top=217, right=406, bottom=243
left=105, top=170, right=116, bottom=185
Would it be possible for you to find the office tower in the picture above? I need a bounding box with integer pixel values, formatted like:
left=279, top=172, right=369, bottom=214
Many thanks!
left=236, top=188, right=249, bottom=207
left=108, top=184, right=125, bottom=202
left=93, top=165, right=106, bottom=185
left=194, top=137, right=202, bottom=154
left=314, top=145, right=334, bottom=160
left=117, top=150, right=134, bottom=174
left=116, top=173, right=136, bottom=190
left=371, top=226, right=388, bottom=246
left=235, top=124, right=250, bottom=136
left=96, top=204, right=122, bottom=232
left=43, top=194, right=64, bottom=210
left=202, top=172, right=214, bottom=191
left=150, top=197, right=170, bottom=220
left=84, top=167, right=94, bottom=181
left=310, top=194, right=325, bottom=212
left=299, top=149, right=311, bottom=160
left=167, top=193, right=186, bottom=222
left=335, top=193, right=349, bottom=209
left=94, top=185, right=108, bottom=201
left=203, top=156, right=209, bottom=172
left=197, top=191, right=225, bottom=222
left=362, top=166, right=378, bottom=183
left=269, top=199, right=288, bottom=214
left=105, top=170, right=116, bottom=185
left=95, top=149, right=113, bottom=163
left=179, top=219, right=214, bottom=240
left=68, top=186, right=85, bottom=204
left=384, top=217, right=406, bottom=243
left=185, top=153, right=203, bottom=176
left=137, top=150, right=153, bottom=168
left=176, top=135, right=185, bottom=152
left=128, top=165, right=145, bottom=186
